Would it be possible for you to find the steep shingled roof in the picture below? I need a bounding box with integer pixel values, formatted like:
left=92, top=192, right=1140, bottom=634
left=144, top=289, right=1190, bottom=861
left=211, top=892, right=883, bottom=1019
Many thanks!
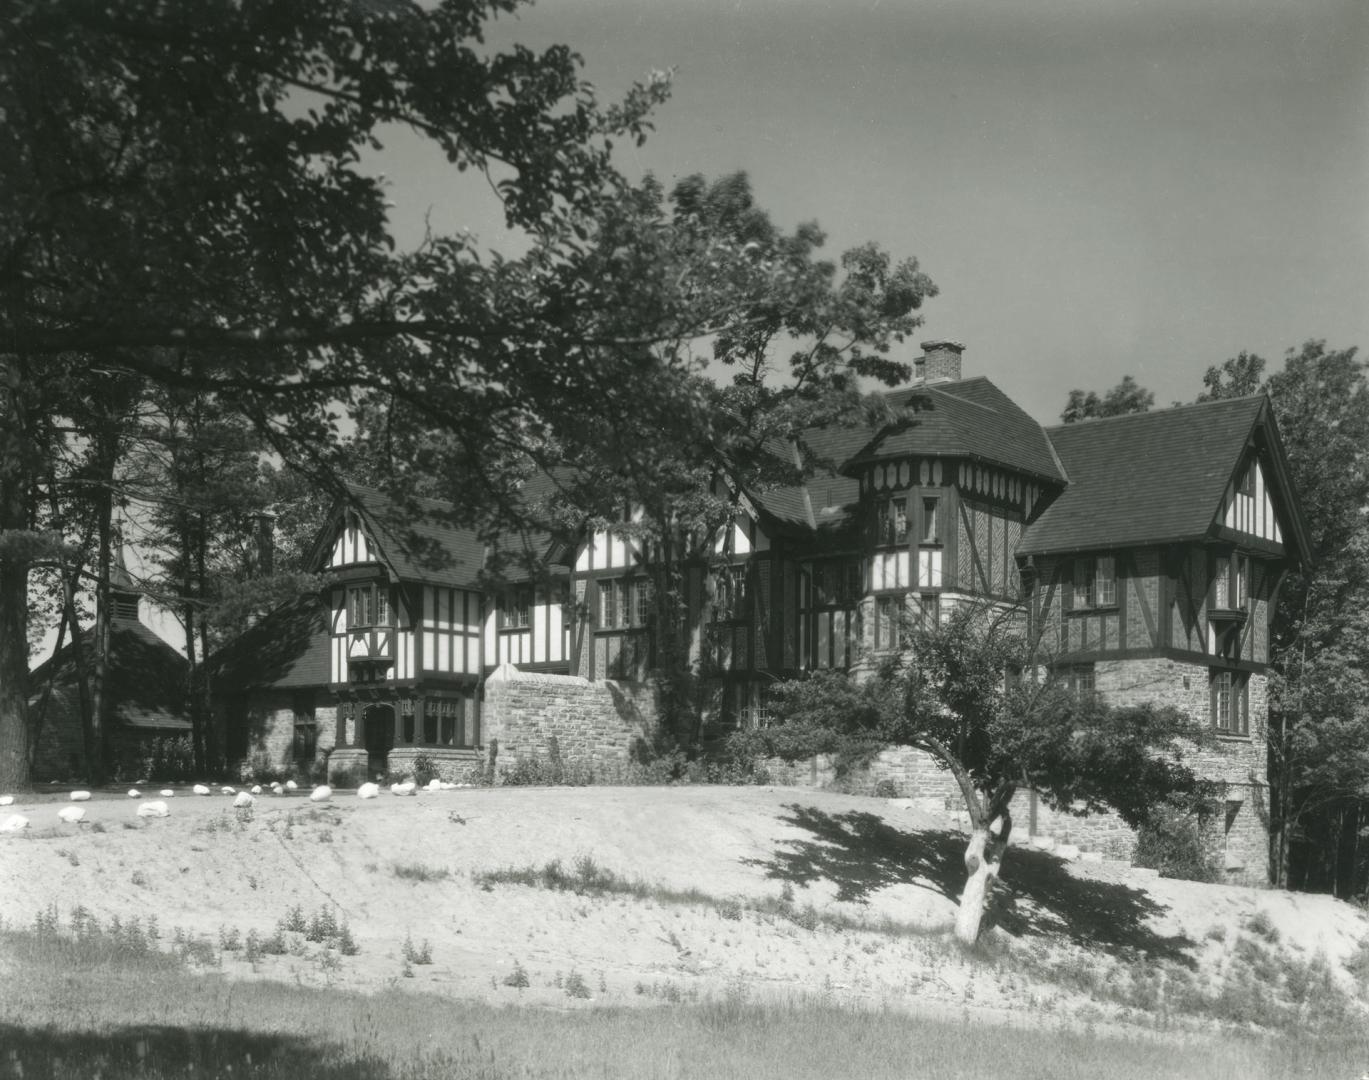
left=343, top=485, right=490, bottom=588
left=749, top=376, right=1061, bottom=541
left=29, top=619, right=190, bottom=731
left=1018, top=396, right=1277, bottom=556
left=209, top=595, right=330, bottom=691
left=841, top=377, right=1066, bottom=483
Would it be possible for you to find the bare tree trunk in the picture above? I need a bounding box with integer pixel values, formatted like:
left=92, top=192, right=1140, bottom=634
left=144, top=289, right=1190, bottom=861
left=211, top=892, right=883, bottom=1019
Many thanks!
left=28, top=599, right=68, bottom=767
left=88, top=481, right=114, bottom=786
left=0, top=361, right=32, bottom=790
left=183, top=592, right=203, bottom=776
left=954, top=809, right=1013, bottom=947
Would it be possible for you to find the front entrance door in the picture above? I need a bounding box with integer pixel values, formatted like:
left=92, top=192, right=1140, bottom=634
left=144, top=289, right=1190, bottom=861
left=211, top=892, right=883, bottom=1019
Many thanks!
left=362, top=704, right=395, bottom=779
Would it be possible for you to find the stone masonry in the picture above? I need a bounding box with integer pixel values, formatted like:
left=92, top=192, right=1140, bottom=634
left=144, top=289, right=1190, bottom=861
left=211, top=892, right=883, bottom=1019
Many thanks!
left=482, top=664, right=659, bottom=771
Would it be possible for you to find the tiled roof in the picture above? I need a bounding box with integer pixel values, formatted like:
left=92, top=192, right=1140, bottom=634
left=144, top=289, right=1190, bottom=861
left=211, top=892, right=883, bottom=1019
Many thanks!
left=750, top=376, right=1059, bottom=540
left=842, top=377, right=1065, bottom=482
left=1019, top=396, right=1268, bottom=556
left=29, top=618, right=190, bottom=728
left=346, top=485, right=489, bottom=588
left=210, top=595, right=330, bottom=690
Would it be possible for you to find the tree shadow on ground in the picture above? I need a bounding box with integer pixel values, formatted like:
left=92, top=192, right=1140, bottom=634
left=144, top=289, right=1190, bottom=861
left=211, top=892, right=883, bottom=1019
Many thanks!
left=0, top=1023, right=390, bottom=1079
left=746, top=803, right=1196, bottom=964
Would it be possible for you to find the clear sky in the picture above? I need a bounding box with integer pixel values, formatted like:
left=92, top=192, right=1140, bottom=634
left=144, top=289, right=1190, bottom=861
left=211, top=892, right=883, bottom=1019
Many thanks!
left=378, top=0, right=1368, bottom=425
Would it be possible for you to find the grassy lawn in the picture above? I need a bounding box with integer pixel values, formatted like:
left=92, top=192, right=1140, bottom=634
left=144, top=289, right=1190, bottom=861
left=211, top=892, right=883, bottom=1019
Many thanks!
left=2, top=924, right=1365, bottom=1080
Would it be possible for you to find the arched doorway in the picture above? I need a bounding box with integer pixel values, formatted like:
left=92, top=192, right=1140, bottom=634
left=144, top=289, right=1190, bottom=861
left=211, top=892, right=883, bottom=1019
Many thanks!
left=361, top=704, right=395, bottom=779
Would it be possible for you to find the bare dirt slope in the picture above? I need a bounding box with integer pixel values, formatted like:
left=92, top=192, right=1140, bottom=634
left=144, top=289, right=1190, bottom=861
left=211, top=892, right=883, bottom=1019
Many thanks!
left=2, top=784, right=1366, bottom=1028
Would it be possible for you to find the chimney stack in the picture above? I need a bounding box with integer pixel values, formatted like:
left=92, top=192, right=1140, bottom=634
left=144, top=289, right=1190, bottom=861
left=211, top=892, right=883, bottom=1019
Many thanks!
left=915, top=340, right=964, bottom=384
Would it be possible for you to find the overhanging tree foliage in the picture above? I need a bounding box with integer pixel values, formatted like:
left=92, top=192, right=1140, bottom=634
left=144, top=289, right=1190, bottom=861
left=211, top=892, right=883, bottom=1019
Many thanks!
left=741, top=604, right=1210, bottom=944
left=0, top=0, right=688, bottom=789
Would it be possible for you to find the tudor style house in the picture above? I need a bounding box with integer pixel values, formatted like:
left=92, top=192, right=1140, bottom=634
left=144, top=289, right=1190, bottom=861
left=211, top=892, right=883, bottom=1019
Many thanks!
left=215, top=341, right=1307, bottom=882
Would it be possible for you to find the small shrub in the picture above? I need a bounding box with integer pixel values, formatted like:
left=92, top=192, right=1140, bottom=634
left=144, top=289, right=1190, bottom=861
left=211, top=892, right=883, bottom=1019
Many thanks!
left=245, top=929, right=263, bottom=962
left=338, top=923, right=359, bottom=956
left=279, top=905, right=307, bottom=935
left=260, top=929, right=288, bottom=956
left=873, top=779, right=901, bottom=799
left=130, top=869, right=149, bottom=888
left=176, top=936, right=219, bottom=967
left=564, top=969, right=591, bottom=999
left=306, top=908, right=339, bottom=944
left=393, top=862, right=450, bottom=883
left=411, top=752, right=439, bottom=786
left=503, top=962, right=530, bottom=989
left=402, top=934, right=432, bottom=965
left=218, top=925, right=242, bottom=952
left=1245, top=909, right=1281, bottom=944
left=1133, top=804, right=1219, bottom=882
left=717, top=899, right=743, bottom=921
left=328, top=763, right=367, bottom=790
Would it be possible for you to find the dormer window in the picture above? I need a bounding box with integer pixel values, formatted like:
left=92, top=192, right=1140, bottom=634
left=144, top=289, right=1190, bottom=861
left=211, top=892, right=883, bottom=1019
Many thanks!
left=347, top=583, right=391, bottom=628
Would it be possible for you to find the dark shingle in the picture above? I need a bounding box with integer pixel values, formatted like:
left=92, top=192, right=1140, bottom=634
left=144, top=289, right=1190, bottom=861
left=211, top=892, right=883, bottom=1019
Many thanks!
left=347, top=486, right=489, bottom=588
left=210, top=595, right=331, bottom=690
left=843, top=377, right=1064, bottom=482
left=1019, top=397, right=1269, bottom=555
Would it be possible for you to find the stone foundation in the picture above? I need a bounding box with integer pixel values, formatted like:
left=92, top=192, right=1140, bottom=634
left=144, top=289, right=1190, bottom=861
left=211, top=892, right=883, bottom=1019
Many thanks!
left=326, top=747, right=368, bottom=785
left=386, top=746, right=481, bottom=783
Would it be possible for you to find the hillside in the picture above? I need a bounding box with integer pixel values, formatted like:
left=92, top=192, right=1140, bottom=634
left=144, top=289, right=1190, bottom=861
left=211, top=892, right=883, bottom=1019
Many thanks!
left=1, top=783, right=1367, bottom=1035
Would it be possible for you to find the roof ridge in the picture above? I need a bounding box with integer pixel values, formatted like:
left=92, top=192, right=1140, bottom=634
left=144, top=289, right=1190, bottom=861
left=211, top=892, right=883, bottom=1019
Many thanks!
left=923, top=384, right=1002, bottom=416
left=1044, top=394, right=1265, bottom=433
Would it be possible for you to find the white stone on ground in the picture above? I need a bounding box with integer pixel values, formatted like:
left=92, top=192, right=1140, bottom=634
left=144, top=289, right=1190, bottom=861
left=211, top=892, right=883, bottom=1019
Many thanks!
left=1055, top=843, right=1082, bottom=862
left=250, top=785, right=262, bottom=795
left=0, top=795, right=13, bottom=806
left=127, top=789, right=140, bottom=798
left=137, top=801, right=170, bottom=818
left=159, top=789, right=175, bottom=798
left=309, top=785, right=332, bottom=802
left=357, top=783, right=379, bottom=799
left=69, top=790, right=91, bottom=802
left=390, top=781, right=416, bottom=796
left=0, top=814, right=29, bottom=832
left=221, top=786, right=236, bottom=796
left=57, top=806, right=85, bottom=824
left=285, top=780, right=298, bottom=791
left=192, top=784, right=210, bottom=796
left=426, top=778, right=442, bottom=791
left=270, top=783, right=284, bottom=795
left=232, top=791, right=254, bottom=808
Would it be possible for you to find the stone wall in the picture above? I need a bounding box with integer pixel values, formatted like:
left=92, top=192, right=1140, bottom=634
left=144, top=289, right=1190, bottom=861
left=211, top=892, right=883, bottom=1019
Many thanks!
left=765, top=746, right=962, bottom=813
left=234, top=690, right=336, bottom=780
left=482, top=663, right=659, bottom=770
left=386, top=746, right=481, bottom=783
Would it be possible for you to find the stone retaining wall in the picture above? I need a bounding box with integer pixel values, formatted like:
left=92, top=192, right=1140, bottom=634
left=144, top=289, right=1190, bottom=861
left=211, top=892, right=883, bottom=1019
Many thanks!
left=481, top=664, right=659, bottom=769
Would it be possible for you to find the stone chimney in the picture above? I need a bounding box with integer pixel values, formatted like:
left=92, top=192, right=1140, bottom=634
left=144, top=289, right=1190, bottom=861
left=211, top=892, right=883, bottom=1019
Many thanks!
left=914, top=340, right=965, bottom=383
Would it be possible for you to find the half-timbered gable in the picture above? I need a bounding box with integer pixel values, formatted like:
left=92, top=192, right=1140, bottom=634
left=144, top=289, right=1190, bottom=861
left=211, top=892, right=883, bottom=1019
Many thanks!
left=1018, top=396, right=1307, bottom=674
